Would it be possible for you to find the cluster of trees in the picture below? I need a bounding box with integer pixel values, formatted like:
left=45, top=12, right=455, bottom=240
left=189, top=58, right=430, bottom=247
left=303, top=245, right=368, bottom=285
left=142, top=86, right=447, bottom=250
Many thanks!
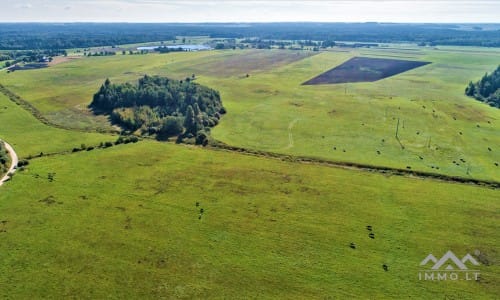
left=119, top=50, right=150, bottom=55
left=156, top=47, right=186, bottom=53
left=239, top=39, right=335, bottom=50
left=85, top=51, right=116, bottom=57
left=90, top=75, right=225, bottom=143
left=0, top=49, right=66, bottom=67
left=465, top=66, right=500, bottom=108
left=1, top=23, right=499, bottom=50
left=211, top=38, right=376, bottom=51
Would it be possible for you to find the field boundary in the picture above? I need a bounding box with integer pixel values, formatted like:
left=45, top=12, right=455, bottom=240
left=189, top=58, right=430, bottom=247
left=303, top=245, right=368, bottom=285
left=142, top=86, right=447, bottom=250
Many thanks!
left=208, top=140, right=500, bottom=189
left=19, top=135, right=500, bottom=188
left=1, top=82, right=498, bottom=188
left=0, top=83, right=117, bottom=134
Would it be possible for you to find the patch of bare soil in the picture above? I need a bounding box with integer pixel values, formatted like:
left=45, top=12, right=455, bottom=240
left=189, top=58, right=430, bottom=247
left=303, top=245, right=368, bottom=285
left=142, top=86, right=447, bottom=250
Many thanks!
left=48, top=56, right=82, bottom=66
left=303, top=57, right=430, bottom=85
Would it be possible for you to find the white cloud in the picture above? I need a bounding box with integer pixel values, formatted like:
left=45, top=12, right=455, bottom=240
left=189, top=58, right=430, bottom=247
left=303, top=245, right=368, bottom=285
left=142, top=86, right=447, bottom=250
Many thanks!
left=2, top=0, right=499, bottom=22
left=18, top=3, right=33, bottom=9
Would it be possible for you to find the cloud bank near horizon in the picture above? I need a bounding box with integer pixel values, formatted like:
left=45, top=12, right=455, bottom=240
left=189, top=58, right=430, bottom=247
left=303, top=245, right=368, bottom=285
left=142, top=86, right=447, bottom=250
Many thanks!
left=3, top=1, right=499, bottom=23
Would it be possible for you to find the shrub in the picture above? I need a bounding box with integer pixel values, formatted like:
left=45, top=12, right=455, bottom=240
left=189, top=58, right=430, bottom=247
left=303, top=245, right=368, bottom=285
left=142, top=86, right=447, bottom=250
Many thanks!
left=157, top=116, right=184, bottom=140
left=195, top=131, right=208, bottom=145
left=17, top=160, right=29, bottom=167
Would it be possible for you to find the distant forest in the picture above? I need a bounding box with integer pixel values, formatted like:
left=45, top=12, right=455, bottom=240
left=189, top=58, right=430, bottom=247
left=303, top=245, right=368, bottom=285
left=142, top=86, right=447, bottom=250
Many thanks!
left=90, top=75, right=225, bottom=143
left=465, top=66, right=500, bottom=108
left=0, top=23, right=499, bottom=50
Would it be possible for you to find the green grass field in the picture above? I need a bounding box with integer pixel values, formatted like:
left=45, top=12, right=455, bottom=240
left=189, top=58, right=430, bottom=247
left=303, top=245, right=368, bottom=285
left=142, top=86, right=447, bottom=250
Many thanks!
left=0, top=140, right=498, bottom=299
left=0, top=93, right=115, bottom=158
left=0, top=47, right=498, bottom=181
left=0, top=45, right=499, bottom=298
left=208, top=48, right=500, bottom=181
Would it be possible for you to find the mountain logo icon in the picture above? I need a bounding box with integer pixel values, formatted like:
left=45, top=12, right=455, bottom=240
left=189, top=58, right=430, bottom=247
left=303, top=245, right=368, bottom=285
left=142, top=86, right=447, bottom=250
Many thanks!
left=420, top=251, right=479, bottom=270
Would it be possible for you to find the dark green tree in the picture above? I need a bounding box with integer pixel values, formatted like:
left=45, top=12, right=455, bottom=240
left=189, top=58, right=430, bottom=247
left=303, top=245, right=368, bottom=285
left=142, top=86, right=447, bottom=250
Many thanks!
left=158, top=116, right=184, bottom=140
left=465, top=81, right=475, bottom=96
left=465, top=65, right=500, bottom=108
left=184, top=105, right=196, bottom=135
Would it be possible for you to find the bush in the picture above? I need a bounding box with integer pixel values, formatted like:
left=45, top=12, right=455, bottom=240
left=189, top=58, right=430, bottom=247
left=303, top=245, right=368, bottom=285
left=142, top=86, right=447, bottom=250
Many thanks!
left=17, top=160, right=29, bottom=167
left=157, top=116, right=184, bottom=140
left=115, top=135, right=140, bottom=144
left=195, top=131, right=208, bottom=146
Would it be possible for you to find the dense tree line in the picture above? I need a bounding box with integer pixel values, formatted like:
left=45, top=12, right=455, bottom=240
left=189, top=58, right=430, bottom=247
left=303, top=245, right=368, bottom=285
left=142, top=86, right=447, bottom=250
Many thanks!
left=0, top=23, right=175, bottom=50
left=0, top=142, right=8, bottom=174
left=465, top=66, right=500, bottom=108
left=90, top=76, right=225, bottom=143
left=0, top=49, right=66, bottom=66
left=0, top=23, right=499, bottom=50
left=86, top=51, right=116, bottom=57
left=157, top=46, right=186, bottom=53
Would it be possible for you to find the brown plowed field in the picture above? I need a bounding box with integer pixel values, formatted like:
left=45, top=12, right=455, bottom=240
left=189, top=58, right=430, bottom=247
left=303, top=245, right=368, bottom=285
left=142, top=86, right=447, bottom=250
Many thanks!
left=303, top=56, right=431, bottom=85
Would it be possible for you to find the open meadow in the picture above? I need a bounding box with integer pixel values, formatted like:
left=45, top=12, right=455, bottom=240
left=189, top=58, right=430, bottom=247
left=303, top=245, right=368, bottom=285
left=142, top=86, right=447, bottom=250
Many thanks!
left=0, top=92, right=115, bottom=158
left=0, top=46, right=498, bottom=180
left=0, top=44, right=499, bottom=299
left=0, top=139, right=498, bottom=299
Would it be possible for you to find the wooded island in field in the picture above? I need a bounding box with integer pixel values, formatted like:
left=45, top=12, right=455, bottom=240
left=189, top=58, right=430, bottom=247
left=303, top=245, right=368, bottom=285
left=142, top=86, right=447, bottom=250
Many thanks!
left=90, top=75, right=225, bottom=143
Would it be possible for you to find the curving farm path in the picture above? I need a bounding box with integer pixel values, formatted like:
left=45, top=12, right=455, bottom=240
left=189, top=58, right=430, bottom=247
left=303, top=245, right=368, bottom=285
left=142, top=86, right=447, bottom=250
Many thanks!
left=0, top=140, right=18, bottom=186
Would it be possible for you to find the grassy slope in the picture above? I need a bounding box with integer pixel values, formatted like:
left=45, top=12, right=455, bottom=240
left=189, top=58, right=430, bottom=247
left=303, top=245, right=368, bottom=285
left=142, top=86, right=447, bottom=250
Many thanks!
left=0, top=50, right=315, bottom=128
left=207, top=48, right=500, bottom=181
left=0, top=93, right=115, bottom=158
left=0, top=47, right=497, bottom=298
left=1, top=47, right=498, bottom=181
left=0, top=140, right=498, bottom=299
left=0, top=51, right=216, bottom=130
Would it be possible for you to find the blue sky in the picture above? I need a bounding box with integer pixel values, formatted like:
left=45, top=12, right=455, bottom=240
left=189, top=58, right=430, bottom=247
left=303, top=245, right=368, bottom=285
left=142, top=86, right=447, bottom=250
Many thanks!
left=1, top=0, right=499, bottom=23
